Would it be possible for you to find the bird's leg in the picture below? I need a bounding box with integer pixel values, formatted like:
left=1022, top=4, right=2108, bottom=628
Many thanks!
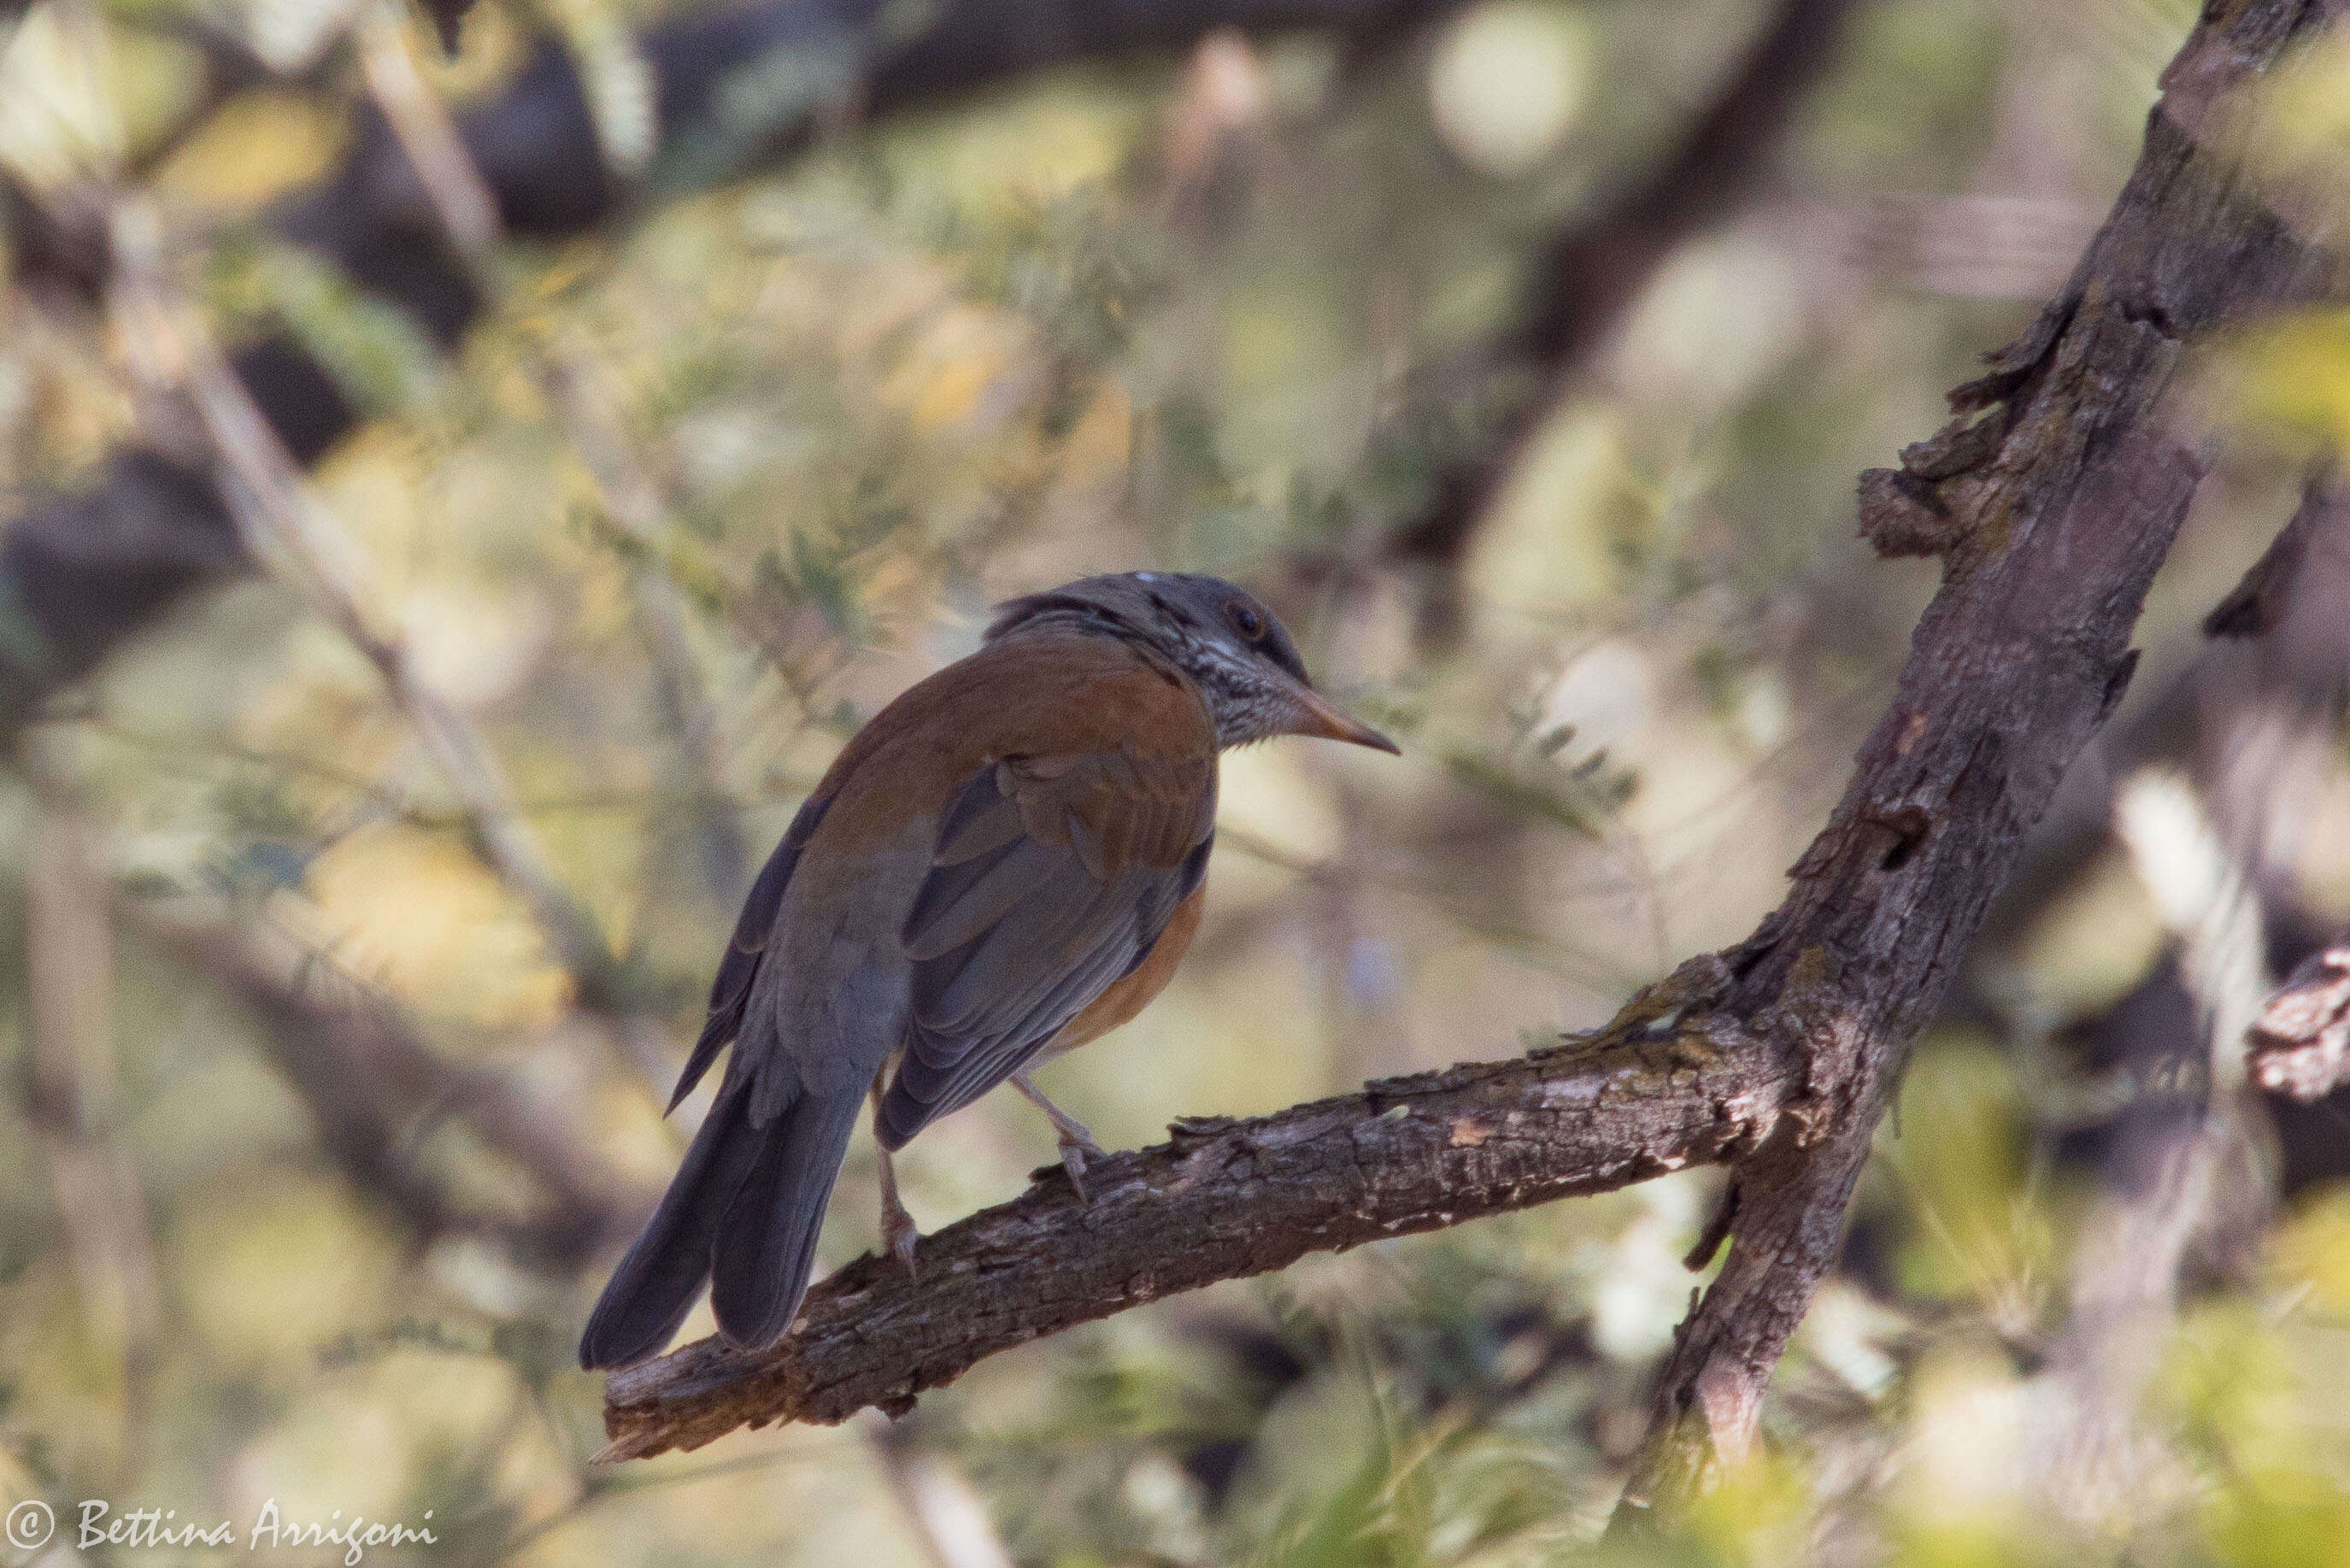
left=1012, top=1071, right=1108, bottom=1200
left=870, top=1074, right=919, bottom=1275
left=874, top=1146, right=920, bottom=1275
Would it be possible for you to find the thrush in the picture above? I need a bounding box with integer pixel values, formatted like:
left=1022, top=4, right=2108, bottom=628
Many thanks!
left=579, top=572, right=1396, bottom=1370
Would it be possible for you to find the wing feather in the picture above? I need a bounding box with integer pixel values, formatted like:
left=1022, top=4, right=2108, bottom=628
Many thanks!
left=666, top=791, right=831, bottom=1113
left=878, top=743, right=1213, bottom=1149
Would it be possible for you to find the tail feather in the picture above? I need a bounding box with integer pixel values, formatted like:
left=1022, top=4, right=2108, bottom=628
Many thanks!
left=578, top=1077, right=866, bottom=1371
left=710, top=1087, right=864, bottom=1351
left=579, top=1079, right=763, bottom=1371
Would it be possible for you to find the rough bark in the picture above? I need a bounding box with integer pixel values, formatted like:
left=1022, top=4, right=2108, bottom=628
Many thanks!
left=602, top=0, right=2345, bottom=1498
left=0, top=0, right=1466, bottom=739
left=1624, top=0, right=2338, bottom=1506
left=603, top=989, right=1790, bottom=1458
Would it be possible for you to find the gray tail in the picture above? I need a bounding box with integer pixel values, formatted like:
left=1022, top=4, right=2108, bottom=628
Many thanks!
left=579, top=1079, right=863, bottom=1371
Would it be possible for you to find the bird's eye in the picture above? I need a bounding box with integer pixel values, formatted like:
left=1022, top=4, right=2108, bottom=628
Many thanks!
left=1225, top=601, right=1266, bottom=639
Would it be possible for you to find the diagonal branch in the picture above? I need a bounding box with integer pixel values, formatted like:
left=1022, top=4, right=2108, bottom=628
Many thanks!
left=603, top=985, right=1789, bottom=1458
left=106, top=212, right=630, bottom=1019
left=601, top=0, right=2345, bottom=1489
left=1621, top=0, right=2339, bottom=1510
left=125, top=894, right=638, bottom=1264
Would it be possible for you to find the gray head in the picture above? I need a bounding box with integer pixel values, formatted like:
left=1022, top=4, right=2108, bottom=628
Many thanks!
left=985, top=572, right=1399, bottom=753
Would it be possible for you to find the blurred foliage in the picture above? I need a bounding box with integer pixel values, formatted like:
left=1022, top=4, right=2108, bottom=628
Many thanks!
left=2, top=0, right=2350, bottom=1563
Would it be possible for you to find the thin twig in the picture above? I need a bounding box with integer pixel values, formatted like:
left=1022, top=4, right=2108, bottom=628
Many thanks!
left=354, top=9, right=822, bottom=900
left=106, top=204, right=640, bottom=1042
left=538, top=346, right=752, bottom=887
left=352, top=1, right=501, bottom=267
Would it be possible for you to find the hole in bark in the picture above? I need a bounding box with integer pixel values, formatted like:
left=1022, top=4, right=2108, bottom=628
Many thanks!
left=1876, top=806, right=1934, bottom=872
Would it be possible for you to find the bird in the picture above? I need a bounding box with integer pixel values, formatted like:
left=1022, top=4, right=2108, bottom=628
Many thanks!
left=579, top=572, right=1397, bottom=1371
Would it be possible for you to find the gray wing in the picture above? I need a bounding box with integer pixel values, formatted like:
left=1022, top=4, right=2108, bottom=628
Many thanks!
left=875, top=747, right=1214, bottom=1149
left=666, top=790, right=831, bottom=1113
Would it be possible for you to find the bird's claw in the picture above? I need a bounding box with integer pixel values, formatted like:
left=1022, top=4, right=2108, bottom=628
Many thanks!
left=1011, top=1072, right=1110, bottom=1201
left=881, top=1207, right=921, bottom=1278
left=1057, top=1130, right=1108, bottom=1201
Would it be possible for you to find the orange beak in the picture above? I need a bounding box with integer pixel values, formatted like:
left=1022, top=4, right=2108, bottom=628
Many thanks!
left=1288, top=685, right=1401, bottom=754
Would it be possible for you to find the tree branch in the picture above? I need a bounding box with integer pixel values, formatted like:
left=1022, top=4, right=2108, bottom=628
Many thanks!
left=600, top=0, right=2345, bottom=1492
left=602, top=984, right=1791, bottom=1458
left=1622, top=0, right=2337, bottom=1507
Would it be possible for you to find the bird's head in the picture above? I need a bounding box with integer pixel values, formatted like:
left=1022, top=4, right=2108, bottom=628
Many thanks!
left=985, top=572, right=1399, bottom=754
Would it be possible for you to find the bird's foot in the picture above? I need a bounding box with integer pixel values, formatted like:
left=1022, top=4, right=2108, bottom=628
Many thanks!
left=1014, top=1071, right=1110, bottom=1201
left=880, top=1200, right=921, bottom=1277
left=874, top=1141, right=920, bottom=1277
left=1055, top=1127, right=1110, bottom=1201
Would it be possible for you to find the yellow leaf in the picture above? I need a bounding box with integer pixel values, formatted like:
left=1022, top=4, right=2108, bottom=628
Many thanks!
left=2206, top=308, right=2350, bottom=450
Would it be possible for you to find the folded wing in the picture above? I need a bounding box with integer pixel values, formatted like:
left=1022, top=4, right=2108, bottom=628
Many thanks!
left=877, top=743, right=1215, bottom=1148
left=664, top=790, right=832, bottom=1113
